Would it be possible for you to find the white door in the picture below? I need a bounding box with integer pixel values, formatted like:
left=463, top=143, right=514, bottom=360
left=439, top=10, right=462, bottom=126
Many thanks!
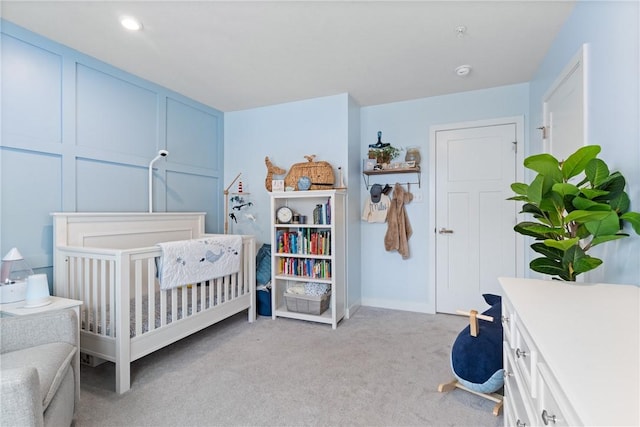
left=435, top=123, right=517, bottom=314
left=543, top=45, right=587, bottom=160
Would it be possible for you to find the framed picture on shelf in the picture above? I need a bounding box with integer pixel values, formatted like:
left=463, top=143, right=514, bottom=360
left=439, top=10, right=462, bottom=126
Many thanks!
left=272, top=179, right=285, bottom=192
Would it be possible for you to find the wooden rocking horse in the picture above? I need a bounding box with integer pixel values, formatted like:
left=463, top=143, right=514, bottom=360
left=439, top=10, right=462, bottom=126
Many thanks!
left=438, top=294, right=504, bottom=416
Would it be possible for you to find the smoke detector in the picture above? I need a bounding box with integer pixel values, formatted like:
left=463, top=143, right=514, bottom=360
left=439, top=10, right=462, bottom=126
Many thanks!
left=455, top=65, right=472, bottom=77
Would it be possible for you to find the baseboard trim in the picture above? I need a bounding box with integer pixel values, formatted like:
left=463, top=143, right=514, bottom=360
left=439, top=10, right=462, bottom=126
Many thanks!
left=360, top=298, right=434, bottom=314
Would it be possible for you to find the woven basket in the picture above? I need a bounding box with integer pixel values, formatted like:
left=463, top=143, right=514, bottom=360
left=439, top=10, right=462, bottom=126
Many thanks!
left=284, top=291, right=331, bottom=315
left=285, top=156, right=335, bottom=190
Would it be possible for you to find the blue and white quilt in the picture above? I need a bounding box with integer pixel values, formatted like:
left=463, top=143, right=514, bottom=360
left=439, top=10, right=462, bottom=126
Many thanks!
left=157, top=236, right=242, bottom=290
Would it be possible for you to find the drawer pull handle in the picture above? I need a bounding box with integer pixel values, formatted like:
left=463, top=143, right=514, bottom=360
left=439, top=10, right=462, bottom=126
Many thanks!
left=515, top=348, right=527, bottom=358
left=516, top=419, right=527, bottom=427
left=541, top=409, right=557, bottom=425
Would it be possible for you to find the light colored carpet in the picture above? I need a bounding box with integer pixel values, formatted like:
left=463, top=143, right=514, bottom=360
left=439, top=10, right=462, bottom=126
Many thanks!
left=76, top=306, right=504, bottom=427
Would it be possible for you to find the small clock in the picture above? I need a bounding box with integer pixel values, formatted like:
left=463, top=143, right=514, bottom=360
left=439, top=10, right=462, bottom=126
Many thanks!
left=276, top=206, right=293, bottom=224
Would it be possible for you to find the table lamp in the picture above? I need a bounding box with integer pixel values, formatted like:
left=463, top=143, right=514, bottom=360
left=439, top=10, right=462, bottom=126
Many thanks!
left=0, top=248, right=34, bottom=303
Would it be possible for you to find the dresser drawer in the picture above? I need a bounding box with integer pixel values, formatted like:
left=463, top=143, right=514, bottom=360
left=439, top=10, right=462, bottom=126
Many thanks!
left=536, top=381, right=568, bottom=426
left=535, top=363, right=579, bottom=426
left=512, top=319, right=538, bottom=397
left=504, top=343, right=536, bottom=426
left=501, top=298, right=515, bottom=346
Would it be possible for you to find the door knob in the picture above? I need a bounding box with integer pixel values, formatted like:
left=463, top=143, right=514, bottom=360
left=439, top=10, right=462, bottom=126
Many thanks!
left=439, top=228, right=454, bottom=234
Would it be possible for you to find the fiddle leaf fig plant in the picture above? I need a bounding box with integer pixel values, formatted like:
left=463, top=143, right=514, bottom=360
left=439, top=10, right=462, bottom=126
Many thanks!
left=509, top=145, right=640, bottom=281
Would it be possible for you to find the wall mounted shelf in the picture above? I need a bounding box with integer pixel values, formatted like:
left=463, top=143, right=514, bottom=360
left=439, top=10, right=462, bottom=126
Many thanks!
left=362, top=166, right=421, bottom=189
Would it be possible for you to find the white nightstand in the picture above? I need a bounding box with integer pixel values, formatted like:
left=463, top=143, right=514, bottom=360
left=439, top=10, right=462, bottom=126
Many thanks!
left=0, top=295, right=82, bottom=319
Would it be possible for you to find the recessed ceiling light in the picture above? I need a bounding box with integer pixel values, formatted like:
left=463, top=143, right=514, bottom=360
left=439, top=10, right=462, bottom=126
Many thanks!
left=455, top=65, right=472, bottom=77
left=120, top=16, right=142, bottom=31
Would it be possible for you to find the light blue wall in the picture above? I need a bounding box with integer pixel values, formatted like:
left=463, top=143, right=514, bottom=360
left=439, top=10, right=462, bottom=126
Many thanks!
left=223, top=93, right=351, bottom=245
left=0, top=21, right=225, bottom=282
left=529, top=0, right=640, bottom=285
left=360, top=84, right=530, bottom=312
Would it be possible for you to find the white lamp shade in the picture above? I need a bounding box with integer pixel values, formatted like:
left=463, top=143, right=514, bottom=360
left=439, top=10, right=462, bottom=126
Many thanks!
left=1, top=247, right=34, bottom=284
left=3, top=247, right=23, bottom=261
left=24, top=274, right=51, bottom=308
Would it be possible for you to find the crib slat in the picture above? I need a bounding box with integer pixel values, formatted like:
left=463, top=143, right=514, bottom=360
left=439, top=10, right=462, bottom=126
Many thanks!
left=67, top=256, right=75, bottom=299
left=233, top=273, right=238, bottom=299
left=160, top=290, right=167, bottom=327
left=216, top=277, right=223, bottom=304
left=212, top=278, right=217, bottom=305
left=94, top=258, right=99, bottom=334
left=61, top=257, right=70, bottom=298
left=147, top=257, right=155, bottom=332
left=171, top=288, right=177, bottom=322
left=76, top=258, right=85, bottom=327
left=135, top=260, right=142, bottom=337
left=83, top=258, right=91, bottom=332
left=76, top=257, right=81, bottom=301
left=109, top=259, right=116, bottom=338
left=181, top=286, right=187, bottom=319
left=100, top=259, right=107, bottom=337
left=202, top=280, right=208, bottom=309
left=90, top=258, right=97, bottom=333
left=192, top=283, right=198, bottom=314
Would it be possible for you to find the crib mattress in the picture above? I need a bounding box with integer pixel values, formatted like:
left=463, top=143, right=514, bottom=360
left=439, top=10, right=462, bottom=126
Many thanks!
left=83, top=286, right=219, bottom=338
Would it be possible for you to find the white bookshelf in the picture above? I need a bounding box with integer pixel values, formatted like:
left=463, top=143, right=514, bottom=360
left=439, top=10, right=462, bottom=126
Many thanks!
left=270, top=190, right=346, bottom=329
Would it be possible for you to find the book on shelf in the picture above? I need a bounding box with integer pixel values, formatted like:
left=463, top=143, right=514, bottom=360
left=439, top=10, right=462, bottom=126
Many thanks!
left=277, top=229, right=331, bottom=255
left=311, top=197, right=332, bottom=225
left=277, top=257, right=331, bottom=279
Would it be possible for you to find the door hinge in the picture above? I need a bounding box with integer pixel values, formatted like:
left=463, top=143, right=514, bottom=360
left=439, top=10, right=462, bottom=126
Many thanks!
left=537, top=126, right=548, bottom=139
left=512, top=140, right=517, bottom=153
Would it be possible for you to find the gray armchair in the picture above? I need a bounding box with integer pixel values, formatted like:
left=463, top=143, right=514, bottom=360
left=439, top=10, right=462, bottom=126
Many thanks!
left=1, top=309, right=79, bottom=427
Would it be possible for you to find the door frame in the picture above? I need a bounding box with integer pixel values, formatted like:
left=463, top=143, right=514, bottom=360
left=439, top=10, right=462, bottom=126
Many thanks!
left=427, top=116, right=526, bottom=313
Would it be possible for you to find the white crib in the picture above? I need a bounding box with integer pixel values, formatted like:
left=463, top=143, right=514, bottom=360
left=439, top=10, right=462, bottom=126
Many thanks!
left=51, top=212, right=255, bottom=394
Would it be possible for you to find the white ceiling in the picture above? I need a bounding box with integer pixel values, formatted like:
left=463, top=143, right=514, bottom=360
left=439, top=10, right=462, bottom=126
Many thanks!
left=1, top=1, right=576, bottom=112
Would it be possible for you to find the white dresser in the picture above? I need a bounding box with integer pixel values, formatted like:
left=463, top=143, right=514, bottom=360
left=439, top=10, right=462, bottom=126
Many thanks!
left=500, top=277, right=639, bottom=426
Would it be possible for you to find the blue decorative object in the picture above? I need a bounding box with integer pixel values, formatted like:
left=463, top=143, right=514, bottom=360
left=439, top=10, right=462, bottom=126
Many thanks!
left=297, top=176, right=311, bottom=191
left=256, top=244, right=271, bottom=286
left=257, top=289, right=271, bottom=317
left=450, top=294, right=504, bottom=394
left=256, top=244, right=272, bottom=316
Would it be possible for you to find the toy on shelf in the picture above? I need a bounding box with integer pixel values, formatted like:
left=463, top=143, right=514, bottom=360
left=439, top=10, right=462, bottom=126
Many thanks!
left=285, top=155, right=335, bottom=190
left=438, top=294, right=504, bottom=416
left=265, top=157, right=286, bottom=192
